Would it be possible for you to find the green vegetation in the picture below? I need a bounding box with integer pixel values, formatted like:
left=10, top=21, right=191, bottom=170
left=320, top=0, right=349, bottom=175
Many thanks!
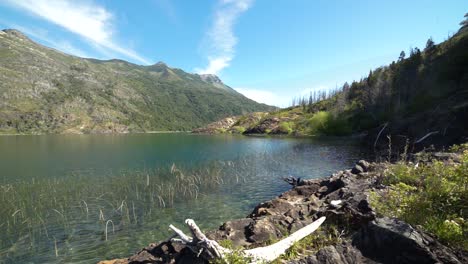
left=220, top=17, right=467, bottom=138
left=0, top=29, right=272, bottom=134
left=211, top=240, right=253, bottom=264
left=370, top=144, right=468, bottom=250
left=209, top=225, right=343, bottom=263
left=295, top=20, right=468, bottom=136
left=278, top=225, right=342, bottom=262
left=0, top=161, right=249, bottom=258
left=278, top=121, right=293, bottom=134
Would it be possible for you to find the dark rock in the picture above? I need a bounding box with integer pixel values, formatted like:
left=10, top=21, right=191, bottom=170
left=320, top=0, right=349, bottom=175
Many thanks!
left=351, top=164, right=365, bottom=174
left=290, top=242, right=375, bottom=264
left=357, top=160, right=370, bottom=171
left=207, top=218, right=254, bottom=247
left=352, top=217, right=463, bottom=264
left=128, top=250, right=158, bottom=263
left=432, top=152, right=461, bottom=162
left=101, top=157, right=467, bottom=264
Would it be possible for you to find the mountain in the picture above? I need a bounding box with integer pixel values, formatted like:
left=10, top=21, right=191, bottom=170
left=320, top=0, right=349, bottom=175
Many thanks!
left=0, top=29, right=273, bottom=134
left=195, top=24, right=468, bottom=149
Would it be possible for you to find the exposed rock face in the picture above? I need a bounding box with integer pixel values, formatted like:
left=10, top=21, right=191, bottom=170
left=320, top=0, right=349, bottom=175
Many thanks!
left=99, top=159, right=467, bottom=264
left=290, top=242, right=374, bottom=264
left=353, top=217, right=464, bottom=264
left=191, top=116, right=239, bottom=134
left=192, top=112, right=268, bottom=134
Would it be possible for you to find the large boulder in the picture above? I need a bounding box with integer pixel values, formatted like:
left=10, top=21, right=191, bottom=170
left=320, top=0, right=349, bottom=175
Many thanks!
left=352, top=217, right=464, bottom=264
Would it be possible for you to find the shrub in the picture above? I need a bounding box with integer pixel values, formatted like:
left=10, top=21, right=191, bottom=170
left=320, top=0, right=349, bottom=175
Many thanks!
left=307, top=111, right=352, bottom=136
left=278, top=121, right=293, bottom=134
left=370, top=149, right=468, bottom=249
left=232, top=126, right=246, bottom=134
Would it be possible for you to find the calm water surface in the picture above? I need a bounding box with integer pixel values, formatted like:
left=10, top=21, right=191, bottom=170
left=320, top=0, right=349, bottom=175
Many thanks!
left=0, top=133, right=364, bottom=263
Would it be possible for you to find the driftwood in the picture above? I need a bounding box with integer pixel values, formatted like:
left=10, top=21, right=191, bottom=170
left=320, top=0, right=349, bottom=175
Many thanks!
left=169, top=217, right=326, bottom=263
left=415, top=131, right=439, bottom=144
left=374, top=122, right=388, bottom=148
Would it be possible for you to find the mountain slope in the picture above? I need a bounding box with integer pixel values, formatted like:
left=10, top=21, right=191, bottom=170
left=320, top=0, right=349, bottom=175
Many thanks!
left=196, top=24, right=468, bottom=148
left=0, top=29, right=273, bottom=134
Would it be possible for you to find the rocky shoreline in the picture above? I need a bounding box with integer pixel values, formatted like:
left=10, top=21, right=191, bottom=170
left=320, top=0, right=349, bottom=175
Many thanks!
left=100, top=156, right=467, bottom=264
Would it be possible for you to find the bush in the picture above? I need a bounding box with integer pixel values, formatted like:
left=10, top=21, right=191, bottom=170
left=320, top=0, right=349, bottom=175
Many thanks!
left=232, top=126, right=246, bottom=134
left=307, top=111, right=352, bottom=136
left=278, top=121, right=293, bottom=134
left=370, top=149, right=468, bottom=249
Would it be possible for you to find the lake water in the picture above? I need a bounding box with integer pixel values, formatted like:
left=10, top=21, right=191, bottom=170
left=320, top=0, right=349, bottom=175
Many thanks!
left=0, top=133, right=364, bottom=263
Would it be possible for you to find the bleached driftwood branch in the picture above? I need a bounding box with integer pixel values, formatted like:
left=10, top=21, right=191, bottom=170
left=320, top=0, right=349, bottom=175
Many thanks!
left=169, top=216, right=326, bottom=263
left=374, top=122, right=388, bottom=148
left=244, top=216, right=326, bottom=263
left=415, top=131, right=439, bottom=144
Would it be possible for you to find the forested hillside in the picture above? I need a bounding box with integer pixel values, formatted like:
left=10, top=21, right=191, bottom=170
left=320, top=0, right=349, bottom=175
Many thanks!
left=0, top=29, right=272, bottom=134
left=199, top=15, right=468, bottom=148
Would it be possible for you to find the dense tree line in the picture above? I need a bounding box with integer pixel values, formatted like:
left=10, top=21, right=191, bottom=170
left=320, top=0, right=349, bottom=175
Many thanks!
left=290, top=15, right=468, bottom=135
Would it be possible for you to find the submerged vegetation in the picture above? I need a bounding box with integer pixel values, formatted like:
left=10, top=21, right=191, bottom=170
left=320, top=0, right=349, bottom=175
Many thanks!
left=1, top=140, right=355, bottom=263
left=370, top=144, right=468, bottom=250
left=0, top=161, right=250, bottom=262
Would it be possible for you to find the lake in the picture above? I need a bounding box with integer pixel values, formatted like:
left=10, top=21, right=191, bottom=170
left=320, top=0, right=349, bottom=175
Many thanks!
left=0, top=133, right=365, bottom=263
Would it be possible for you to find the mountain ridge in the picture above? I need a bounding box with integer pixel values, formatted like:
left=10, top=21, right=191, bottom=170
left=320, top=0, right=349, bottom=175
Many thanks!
left=0, top=29, right=273, bottom=134
left=193, top=24, right=468, bottom=149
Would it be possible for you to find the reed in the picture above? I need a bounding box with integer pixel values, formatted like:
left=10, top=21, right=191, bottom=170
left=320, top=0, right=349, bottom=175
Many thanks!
left=0, top=152, right=308, bottom=262
left=0, top=154, right=296, bottom=260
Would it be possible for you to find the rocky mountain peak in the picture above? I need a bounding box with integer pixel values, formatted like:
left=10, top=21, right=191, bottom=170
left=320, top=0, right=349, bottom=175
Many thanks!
left=199, top=74, right=223, bottom=84
left=154, top=61, right=167, bottom=67
left=1, top=29, right=30, bottom=41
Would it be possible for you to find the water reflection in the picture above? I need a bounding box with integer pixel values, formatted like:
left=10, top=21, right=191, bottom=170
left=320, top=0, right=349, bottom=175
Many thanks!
left=0, top=134, right=364, bottom=263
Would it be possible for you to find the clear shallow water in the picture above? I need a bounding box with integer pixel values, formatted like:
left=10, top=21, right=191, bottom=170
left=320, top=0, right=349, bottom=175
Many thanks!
left=0, top=133, right=364, bottom=263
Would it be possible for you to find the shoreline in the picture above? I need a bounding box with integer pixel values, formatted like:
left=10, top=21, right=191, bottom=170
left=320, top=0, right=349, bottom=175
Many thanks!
left=0, top=130, right=190, bottom=136
left=99, top=151, right=467, bottom=263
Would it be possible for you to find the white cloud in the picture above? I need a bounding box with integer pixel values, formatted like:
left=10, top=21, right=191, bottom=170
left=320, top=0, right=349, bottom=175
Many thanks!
left=4, top=0, right=150, bottom=64
left=196, top=0, right=253, bottom=74
left=235, top=88, right=287, bottom=107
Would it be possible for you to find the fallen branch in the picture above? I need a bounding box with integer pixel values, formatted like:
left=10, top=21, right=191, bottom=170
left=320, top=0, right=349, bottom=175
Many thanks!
left=169, top=217, right=326, bottom=263
left=244, top=216, right=326, bottom=263
left=415, top=131, right=439, bottom=144
left=374, top=122, right=388, bottom=148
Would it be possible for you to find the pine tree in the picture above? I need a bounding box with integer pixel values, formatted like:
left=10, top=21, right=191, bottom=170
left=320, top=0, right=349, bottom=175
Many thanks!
left=425, top=37, right=435, bottom=53
left=460, top=13, right=468, bottom=28
left=399, top=50, right=406, bottom=61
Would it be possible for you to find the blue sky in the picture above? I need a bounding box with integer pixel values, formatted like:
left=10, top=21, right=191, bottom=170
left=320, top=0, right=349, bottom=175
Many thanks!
left=0, top=0, right=466, bottom=106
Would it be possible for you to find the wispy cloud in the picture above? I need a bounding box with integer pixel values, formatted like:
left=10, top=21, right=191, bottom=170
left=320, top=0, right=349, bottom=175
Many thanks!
left=3, top=0, right=150, bottom=64
left=235, top=88, right=286, bottom=107
left=196, top=0, right=253, bottom=75
left=153, top=0, right=179, bottom=25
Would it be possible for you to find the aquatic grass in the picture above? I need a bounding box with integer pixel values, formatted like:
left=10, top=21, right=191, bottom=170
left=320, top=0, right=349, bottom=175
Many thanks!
left=0, top=159, right=253, bottom=259
left=0, top=146, right=353, bottom=262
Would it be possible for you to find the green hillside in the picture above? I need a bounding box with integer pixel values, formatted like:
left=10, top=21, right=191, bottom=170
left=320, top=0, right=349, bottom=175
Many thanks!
left=201, top=19, right=468, bottom=147
left=0, top=29, right=272, bottom=134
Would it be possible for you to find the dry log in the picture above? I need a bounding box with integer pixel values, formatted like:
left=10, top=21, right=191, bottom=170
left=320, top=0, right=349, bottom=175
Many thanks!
left=169, top=216, right=326, bottom=263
